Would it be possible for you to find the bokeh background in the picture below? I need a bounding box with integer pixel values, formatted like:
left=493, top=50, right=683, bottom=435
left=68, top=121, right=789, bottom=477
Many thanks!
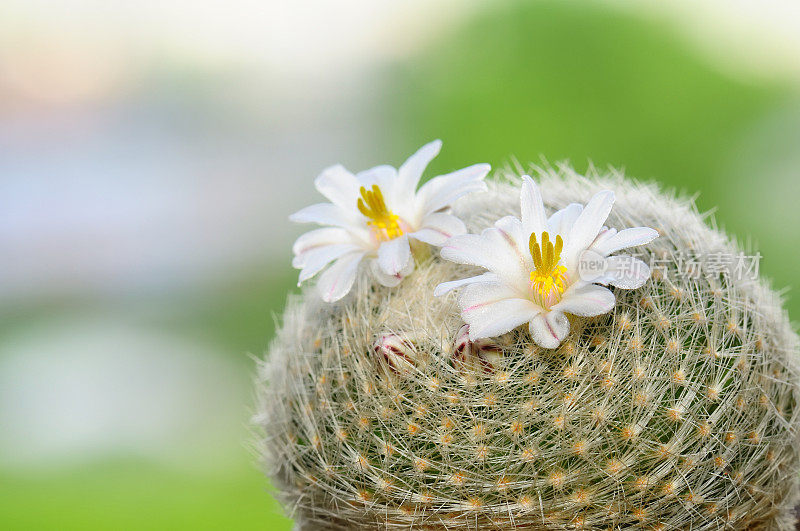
left=2, top=0, right=800, bottom=529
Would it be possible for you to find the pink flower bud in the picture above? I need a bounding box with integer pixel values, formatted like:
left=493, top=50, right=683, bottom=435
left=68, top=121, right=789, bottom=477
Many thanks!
left=374, top=334, right=417, bottom=376
left=452, top=324, right=502, bottom=374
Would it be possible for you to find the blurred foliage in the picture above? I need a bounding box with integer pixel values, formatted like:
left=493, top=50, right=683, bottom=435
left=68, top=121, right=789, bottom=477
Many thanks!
left=0, top=461, right=291, bottom=530
left=161, top=268, right=297, bottom=357
left=390, top=1, right=788, bottom=189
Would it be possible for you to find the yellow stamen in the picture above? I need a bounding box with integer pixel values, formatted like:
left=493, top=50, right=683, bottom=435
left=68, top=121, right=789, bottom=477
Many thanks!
left=529, top=231, right=568, bottom=308
left=357, top=185, right=403, bottom=241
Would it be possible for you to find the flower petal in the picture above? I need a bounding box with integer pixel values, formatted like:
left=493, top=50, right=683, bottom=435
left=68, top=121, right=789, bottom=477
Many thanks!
left=417, top=163, right=490, bottom=215
left=460, top=280, right=523, bottom=312
left=377, top=234, right=412, bottom=276
left=551, top=283, right=615, bottom=316
left=370, top=254, right=414, bottom=287
left=591, top=227, right=659, bottom=256
left=466, top=299, right=541, bottom=340
left=459, top=282, right=541, bottom=340
left=440, top=234, right=488, bottom=267
left=546, top=203, right=583, bottom=237
left=292, top=227, right=353, bottom=256
left=589, top=227, right=617, bottom=252
left=440, top=228, right=529, bottom=293
left=409, top=212, right=466, bottom=246
left=433, top=272, right=499, bottom=297
left=295, top=243, right=361, bottom=283
left=563, top=190, right=615, bottom=269
left=397, top=139, right=442, bottom=197
left=314, top=164, right=361, bottom=210
left=520, top=175, right=547, bottom=237
left=528, top=311, right=570, bottom=349
left=494, top=215, right=527, bottom=253
left=357, top=164, right=398, bottom=198
left=597, top=255, right=652, bottom=289
left=316, top=251, right=365, bottom=302
left=289, top=203, right=358, bottom=227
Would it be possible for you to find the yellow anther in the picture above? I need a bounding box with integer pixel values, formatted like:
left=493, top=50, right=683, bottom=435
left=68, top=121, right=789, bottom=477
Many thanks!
left=357, top=185, right=403, bottom=240
left=528, top=231, right=568, bottom=307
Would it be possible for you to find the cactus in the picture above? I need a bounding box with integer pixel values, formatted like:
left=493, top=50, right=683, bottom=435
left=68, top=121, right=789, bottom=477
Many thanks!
left=255, top=166, right=800, bottom=530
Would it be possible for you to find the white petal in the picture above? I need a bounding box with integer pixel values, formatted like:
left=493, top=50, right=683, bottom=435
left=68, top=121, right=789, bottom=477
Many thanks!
left=563, top=190, right=615, bottom=270
left=458, top=281, right=540, bottom=339
left=289, top=203, right=357, bottom=227
left=459, top=281, right=530, bottom=320
left=589, top=227, right=617, bottom=252
left=397, top=140, right=441, bottom=196
left=546, top=203, right=583, bottom=236
left=292, top=227, right=353, bottom=256
left=440, top=234, right=489, bottom=267
left=370, top=255, right=414, bottom=287
left=357, top=164, right=398, bottom=198
left=528, top=311, right=570, bottom=349
left=520, top=175, right=547, bottom=237
left=377, top=235, right=412, bottom=276
left=591, top=227, right=659, bottom=256
left=314, top=164, right=361, bottom=210
left=551, top=284, right=615, bottom=316
left=598, top=255, right=652, bottom=289
left=409, top=212, right=466, bottom=246
left=466, top=299, right=541, bottom=340
left=494, top=215, right=527, bottom=252
left=433, top=272, right=499, bottom=297
left=316, top=251, right=365, bottom=302
left=295, top=243, right=361, bottom=282
left=440, top=229, right=529, bottom=293
left=417, top=163, right=490, bottom=214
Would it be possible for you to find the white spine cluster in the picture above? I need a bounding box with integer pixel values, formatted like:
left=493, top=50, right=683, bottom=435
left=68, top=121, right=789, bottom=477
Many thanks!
left=256, top=166, right=800, bottom=530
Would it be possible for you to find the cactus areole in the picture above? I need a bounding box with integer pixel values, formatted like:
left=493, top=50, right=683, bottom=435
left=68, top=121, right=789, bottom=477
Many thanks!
left=257, top=162, right=800, bottom=530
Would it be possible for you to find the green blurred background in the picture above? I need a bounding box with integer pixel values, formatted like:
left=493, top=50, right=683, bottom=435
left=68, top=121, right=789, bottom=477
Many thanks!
left=2, top=0, right=799, bottom=529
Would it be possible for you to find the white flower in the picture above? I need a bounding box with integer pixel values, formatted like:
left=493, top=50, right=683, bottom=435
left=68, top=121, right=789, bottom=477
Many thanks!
left=435, top=176, right=659, bottom=349
left=291, top=140, right=490, bottom=302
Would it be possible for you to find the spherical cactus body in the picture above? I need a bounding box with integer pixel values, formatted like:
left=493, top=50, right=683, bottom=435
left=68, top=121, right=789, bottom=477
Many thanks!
left=256, top=167, right=800, bottom=530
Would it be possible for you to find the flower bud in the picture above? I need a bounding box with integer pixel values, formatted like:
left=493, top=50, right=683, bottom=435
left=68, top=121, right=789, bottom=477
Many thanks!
left=452, top=324, right=502, bottom=374
left=374, top=334, right=418, bottom=376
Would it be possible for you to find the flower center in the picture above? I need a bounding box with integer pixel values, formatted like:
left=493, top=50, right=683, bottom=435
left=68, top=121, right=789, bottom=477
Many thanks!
left=529, top=231, right=568, bottom=308
left=357, top=185, right=404, bottom=241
